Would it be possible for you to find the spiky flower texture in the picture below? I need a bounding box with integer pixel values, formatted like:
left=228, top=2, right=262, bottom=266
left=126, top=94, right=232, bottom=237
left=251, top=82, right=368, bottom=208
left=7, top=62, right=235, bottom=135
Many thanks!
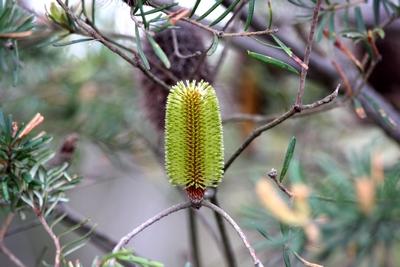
left=165, top=81, right=224, bottom=204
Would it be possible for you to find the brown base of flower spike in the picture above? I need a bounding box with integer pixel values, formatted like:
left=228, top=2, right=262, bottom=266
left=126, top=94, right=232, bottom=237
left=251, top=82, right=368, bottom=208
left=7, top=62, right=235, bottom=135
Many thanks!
left=185, top=186, right=205, bottom=208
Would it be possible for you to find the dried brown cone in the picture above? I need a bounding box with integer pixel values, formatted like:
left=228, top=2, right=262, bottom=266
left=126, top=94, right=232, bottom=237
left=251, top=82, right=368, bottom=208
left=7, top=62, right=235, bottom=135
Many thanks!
left=139, top=22, right=210, bottom=133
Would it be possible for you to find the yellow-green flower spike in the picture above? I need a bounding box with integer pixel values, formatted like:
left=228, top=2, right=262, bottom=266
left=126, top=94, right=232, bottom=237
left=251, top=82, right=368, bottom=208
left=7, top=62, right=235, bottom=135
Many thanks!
left=165, top=80, right=224, bottom=204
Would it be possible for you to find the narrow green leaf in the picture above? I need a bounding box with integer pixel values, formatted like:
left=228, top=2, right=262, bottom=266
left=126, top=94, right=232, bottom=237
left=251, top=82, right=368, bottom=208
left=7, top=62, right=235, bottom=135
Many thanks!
left=197, top=0, right=223, bottom=21
left=207, top=34, right=219, bottom=56
left=135, top=3, right=178, bottom=16
left=315, top=14, right=328, bottom=42
left=190, top=0, right=201, bottom=17
left=128, top=255, right=164, bottom=267
left=147, top=34, right=170, bottom=68
left=62, top=241, right=88, bottom=257
left=22, top=173, right=33, bottom=183
left=61, top=226, right=95, bottom=252
left=138, top=0, right=148, bottom=29
left=288, top=159, right=306, bottom=184
left=328, top=12, right=335, bottom=39
left=247, top=51, right=299, bottom=74
left=44, top=199, right=60, bottom=217
left=58, top=219, right=90, bottom=238
left=266, top=0, right=273, bottom=29
left=373, top=27, right=385, bottom=39
left=0, top=111, right=5, bottom=129
left=354, top=7, right=366, bottom=32
left=256, top=226, right=271, bottom=240
left=343, top=4, right=350, bottom=28
left=21, top=194, right=34, bottom=208
left=279, top=222, right=290, bottom=236
left=271, top=34, right=293, bottom=57
left=2, top=181, right=9, bottom=202
left=209, top=0, right=240, bottom=26
left=340, top=30, right=365, bottom=40
left=52, top=38, right=94, bottom=47
left=283, top=246, right=291, bottom=267
left=244, top=0, right=255, bottom=30
left=279, top=136, right=296, bottom=182
left=50, top=213, right=68, bottom=229
left=135, top=25, right=150, bottom=70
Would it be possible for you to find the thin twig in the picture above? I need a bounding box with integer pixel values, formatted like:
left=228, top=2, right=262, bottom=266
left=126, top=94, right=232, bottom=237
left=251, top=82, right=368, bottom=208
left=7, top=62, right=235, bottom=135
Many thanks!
left=224, top=108, right=296, bottom=171
left=331, top=60, right=352, bottom=96
left=171, top=29, right=202, bottom=59
left=112, top=201, right=192, bottom=253
left=224, top=84, right=340, bottom=172
left=267, top=169, right=293, bottom=198
left=295, top=0, right=322, bottom=107
left=0, top=213, right=26, bottom=267
left=34, top=208, right=61, bottom=267
left=202, top=201, right=264, bottom=267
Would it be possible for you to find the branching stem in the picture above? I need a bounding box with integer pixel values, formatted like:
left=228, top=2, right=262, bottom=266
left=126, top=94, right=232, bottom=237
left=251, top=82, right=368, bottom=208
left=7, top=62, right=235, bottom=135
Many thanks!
left=112, top=200, right=263, bottom=266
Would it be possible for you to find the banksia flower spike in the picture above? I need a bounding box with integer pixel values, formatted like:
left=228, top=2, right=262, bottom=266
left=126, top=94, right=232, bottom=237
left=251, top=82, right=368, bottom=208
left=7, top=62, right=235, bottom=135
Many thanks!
left=165, top=81, right=224, bottom=205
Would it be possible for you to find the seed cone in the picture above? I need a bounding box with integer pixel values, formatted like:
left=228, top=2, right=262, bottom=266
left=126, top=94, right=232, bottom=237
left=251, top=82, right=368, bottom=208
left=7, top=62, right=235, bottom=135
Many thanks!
left=165, top=81, right=224, bottom=203
left=139, top=23, right=210, bottom=133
